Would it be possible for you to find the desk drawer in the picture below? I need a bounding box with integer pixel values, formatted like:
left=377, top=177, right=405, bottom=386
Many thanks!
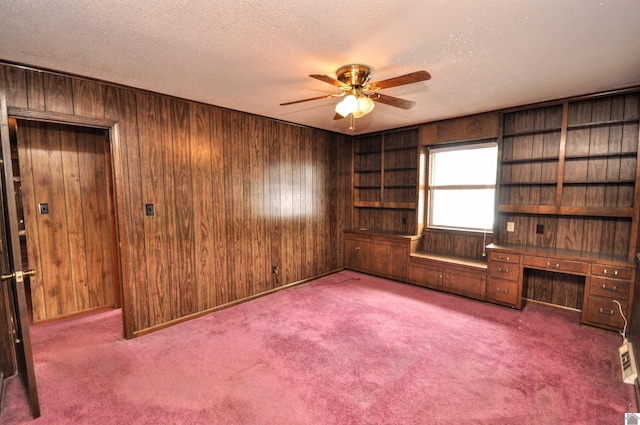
left=488, top=251, right=521, bottom=264
left=589, top=277, right=630, bottom=301
left=585, top=296, right=627, bottom=330
left=488, top=261, right=519, bottom=281
left=591, top=264, right=632, bottom=280
left=487, top=278, right=519, bottom=307
left=523, top=256, right=588, bottom=275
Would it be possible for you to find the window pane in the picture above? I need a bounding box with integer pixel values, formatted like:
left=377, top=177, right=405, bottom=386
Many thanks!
left=430, top=145, right=497, bottom=186
left=431, top=189, right=495, bottom=230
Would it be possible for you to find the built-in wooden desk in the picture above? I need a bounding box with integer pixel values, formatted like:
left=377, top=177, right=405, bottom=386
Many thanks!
left=486, top=243, right=636, bottom=332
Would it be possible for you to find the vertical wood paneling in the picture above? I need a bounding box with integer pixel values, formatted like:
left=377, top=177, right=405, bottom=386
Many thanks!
left=19, top=122, right=115, bottom=322
left=59, top=125, right=89, bottom=311
left=0, top=65, right=28, bottom=107
left=25, top=70, right=45, bottom=110
left=0, top=62, right=348, bottom=336
left=170, top=99, right=196, bottom=316
left=77, top=129, right=114, bottom=308
left=137, top=92, right=168, bottom=327
left=17, top=124, right=45, bottom=320
left=210, top=109, right=229, bottom=305
left=160, top=97, right=181, bottom=319
left=103, top=85, right=140, bottom=337
left=248, top=116, right=267, bottom=295
left=190, top=103, right=214, bottom=311
left=43, top=73, right=73, bottom=114
left=25, top=123, right=74, bottom=320
left=72, top=79, right=104, bottom=118
left=268, top=121, right=282, bottom=290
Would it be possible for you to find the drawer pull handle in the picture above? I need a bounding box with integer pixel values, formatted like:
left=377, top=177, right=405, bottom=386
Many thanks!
left=599, top=308, right=614, bottom=316
left=546, top=262, right=560, bottom=268
left=498, top=267, right=509, bottom=274
left=498, top=255, right=510, bottom=261
left=601, top=284, right=617, bottom=292
left=355, top=246, right=361, bottom=250
left=603, top=269, right=618, bottom=276
left=497, top=288, right=509, bottom=294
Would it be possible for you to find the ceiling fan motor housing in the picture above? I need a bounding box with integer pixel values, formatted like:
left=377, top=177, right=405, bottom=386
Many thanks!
left=336, top=64, right=372, bottom=88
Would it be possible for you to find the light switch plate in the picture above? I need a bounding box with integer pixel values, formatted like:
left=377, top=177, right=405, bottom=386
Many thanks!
left=507, top=221, right=515, bottom=232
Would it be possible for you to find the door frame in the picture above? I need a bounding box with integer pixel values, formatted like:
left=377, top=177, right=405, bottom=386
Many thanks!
left=6, top=105, right=134, bottom=339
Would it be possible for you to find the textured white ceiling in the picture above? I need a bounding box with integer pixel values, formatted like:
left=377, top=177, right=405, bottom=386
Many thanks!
left=0, top=0, right=639, bottom=135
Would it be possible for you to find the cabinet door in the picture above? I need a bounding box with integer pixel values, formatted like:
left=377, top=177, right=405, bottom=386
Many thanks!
left=409, top=261, right=443, bottom=290
left=344, top=237, right=372, bottom=272
left=373, top=242, right=407, bottom=281
left=444, top=267, right=487, bottom=301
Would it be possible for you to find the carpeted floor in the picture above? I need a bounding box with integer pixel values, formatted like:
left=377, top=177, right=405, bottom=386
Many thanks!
left=1, top=270, right=637, bottom=424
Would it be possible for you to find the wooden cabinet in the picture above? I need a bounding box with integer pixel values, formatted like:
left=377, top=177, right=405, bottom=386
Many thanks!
left=344, top=230, right=421, bottom=282
left=352, top=128, right=422, bottom=234
left=443, top=264, right=486, bottom=301
left=344, top=234, right=372, bottom=273
left=409, top=253, right=487, bottom=301
left=583, top=264, right=633, bottom=331
left=487, top=251, right=522, bottom=308
left=487, top=243, right=636, bottom=332
left=409, top=257, right=443, bottom=290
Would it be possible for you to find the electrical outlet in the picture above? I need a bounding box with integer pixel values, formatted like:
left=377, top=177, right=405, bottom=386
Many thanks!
left=145, top=204, right=155, bottom=216
left=39, top=203, right=49, bottom=214
left=507, top=222, right=515, bottom=232
left=536, top=224, right=544, bottom=234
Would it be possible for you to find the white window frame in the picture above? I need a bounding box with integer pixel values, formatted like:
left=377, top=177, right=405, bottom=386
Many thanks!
left=427, top=141, right=498, bottom=232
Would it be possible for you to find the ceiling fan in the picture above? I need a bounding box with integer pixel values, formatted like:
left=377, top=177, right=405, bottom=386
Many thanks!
left=280, top=64, right=431, bottom=130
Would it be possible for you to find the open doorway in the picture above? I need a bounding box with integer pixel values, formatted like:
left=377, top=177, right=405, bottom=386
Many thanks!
left=9, top=118, right=121, bottom=325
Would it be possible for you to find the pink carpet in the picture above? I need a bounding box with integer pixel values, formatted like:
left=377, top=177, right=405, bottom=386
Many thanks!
left=1, top=270, right=636, bottom=424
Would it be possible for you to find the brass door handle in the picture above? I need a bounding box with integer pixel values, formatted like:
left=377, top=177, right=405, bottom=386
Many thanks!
left=1, top=269, right=36, bottom=282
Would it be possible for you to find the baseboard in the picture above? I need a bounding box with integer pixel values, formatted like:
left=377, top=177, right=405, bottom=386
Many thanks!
left=132, top=268, right=344, bottom=338
left=523, top=298, right=581, bottom=314
left=0, top=370, right=4, bottom=413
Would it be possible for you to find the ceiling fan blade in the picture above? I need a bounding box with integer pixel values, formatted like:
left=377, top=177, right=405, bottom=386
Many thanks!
left=373, top=93, right=416, bottom=110
left=310, top=74, right=349, bottom=89
left=368, top=70, right=431, bottom=90
left=333, top=113, right=345, bottom=120
left=280, top=94, right=336, bottom=106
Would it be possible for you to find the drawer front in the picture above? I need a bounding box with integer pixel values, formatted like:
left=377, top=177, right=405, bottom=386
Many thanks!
left=589, top=276, right=630, bottom=301
left=585, top=297, right=627, bottom=329
left=591, top=264, right=632, bottom=280
left=409, top=262, right=443, bottom=290
left=488, top=261, right=520, bottom=281
left=488, top=251, right=521, bottom=264
left=523, top=256, right=589, bottom=275
left=487, top=278, right=519, bottom=307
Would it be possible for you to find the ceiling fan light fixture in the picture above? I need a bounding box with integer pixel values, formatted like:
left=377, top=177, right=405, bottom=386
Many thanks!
left=335, top=94, right=358, bottom=117
left=358, top=95, right=375, bottom=115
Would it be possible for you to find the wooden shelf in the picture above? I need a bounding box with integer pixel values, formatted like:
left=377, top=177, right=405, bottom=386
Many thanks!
left=500, top=181, right=557, bottom=186
left=354, top=201, right=417, bottom=209
left=498, top=204, right=635, bottom=218
left=567, top=117, right=639, bottom=130
left=501, top=156, right=559, bottom=164
left=502, top=127, right=562, bottom=138
left=564, top=151, right=637, bottom=160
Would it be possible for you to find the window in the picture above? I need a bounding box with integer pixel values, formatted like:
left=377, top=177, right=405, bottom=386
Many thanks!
left=427, top=142, right=498, bottom=231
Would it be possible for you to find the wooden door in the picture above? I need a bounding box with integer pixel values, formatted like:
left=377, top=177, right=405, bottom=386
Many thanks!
left=17, top=121, right=116, bottom=323
left=0, top=94, right=40, bottom=417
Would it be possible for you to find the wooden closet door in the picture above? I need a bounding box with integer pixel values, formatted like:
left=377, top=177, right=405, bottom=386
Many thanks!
left=18, top=121, right=115, bottom=323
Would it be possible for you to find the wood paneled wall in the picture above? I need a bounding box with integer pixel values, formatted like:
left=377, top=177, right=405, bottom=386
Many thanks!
left=19, top=122, right=115, bottom=322
left=0, top=63, right=351, bottom=336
